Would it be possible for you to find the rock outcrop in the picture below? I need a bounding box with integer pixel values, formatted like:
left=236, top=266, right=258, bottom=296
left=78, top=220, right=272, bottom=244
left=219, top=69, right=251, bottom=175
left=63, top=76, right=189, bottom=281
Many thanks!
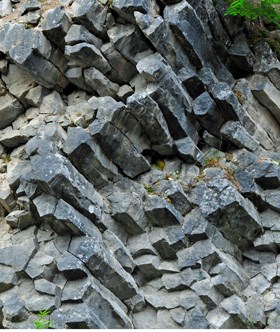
left=0, top=0, right=280, bottom=329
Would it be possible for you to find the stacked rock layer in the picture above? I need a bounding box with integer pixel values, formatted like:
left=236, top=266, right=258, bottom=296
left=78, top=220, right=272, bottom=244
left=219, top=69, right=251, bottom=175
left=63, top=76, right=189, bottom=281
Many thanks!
left=0, top=0, right=280, bottom=328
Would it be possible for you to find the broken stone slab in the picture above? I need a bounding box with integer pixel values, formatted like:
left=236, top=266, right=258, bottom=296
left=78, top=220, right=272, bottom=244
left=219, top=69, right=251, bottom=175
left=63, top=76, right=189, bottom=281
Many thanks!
left=5, top=210, right=35, bottom=229
left=108, top=191, right=148, bottom=235
left=89, top=119, right=150, bottom=178
left=103, top=229, right=136, bottom=273
left=101, top=42, right=138, bottom=84
left=65, top=24, right=102, bottom=48
left=111, top=0, right=148, bottom=23
left=164, top=1, right=233, bottom=85
left=41, top=6, right=71, bottom=49
left=149, top=226, right=187, bottom=260
left=65, top=43, right=111, bottom=73
left=220, top=121, right=259, bottom=151
left=188, top=179, right=262, bottom=248
left=0, top=266, right=18, bottom=293
left=144, top=195, right=183, bottom=227
left=227, top=32, right=255, bottom=73
left=135, top=12, right=194, bottom=73
left=56, top=252, right=88, bottom=280
left=249, top=74, right=280, bottom=124
left=71, top=0, right=108, bottom=38
left=193, top=91, right=225, bottom=135
left=0, top=93, right=24, bottom=130
left=264, top=189, right=280, bottom=213
left=63, top=126, right=118, bottom=188
left=30, top=152, right=104, bottom=223
left=175, top=136, right=204, bottom=165
left=0, top=23, right=68, bottom=90
left=34, top=279, right=61, bottom=297
left=69, top=236, right=138, bottom=300
left=126, top=92, right=173, bottom=155
left=84, top=67, right=119, bottom=98
left=107, top=24, right=151, bottom=65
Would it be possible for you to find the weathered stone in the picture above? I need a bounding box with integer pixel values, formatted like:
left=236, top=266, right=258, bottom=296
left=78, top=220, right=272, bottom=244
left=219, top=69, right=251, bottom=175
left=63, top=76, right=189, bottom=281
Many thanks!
left=2, top=295, right=28, bottom=323
left=0, top=178, right=16, bottom=213
left=108, top=191, right=147, bottom=235
left=0, top=94, right=24, bottom=130
left=25, top=86, right=49, bottom=107
left=41, top=6, right=71, bottom=49
left=34, top=279, right=61, bottom=297
left=69, top=236, right=138, bottom=300
left=101, top=43, right=137, bottom=85
left=30, top=152, right=104, bottom=223
left=227, top=32, right=254, bottom=73
left=0, top=266, right=18, bottom=292
left=71, top=0, right=107, bottom=38
left=134, top=255, right=162, bottom=279
left=126, top=92, right=173, bottom=155
left=127, top=233, right=157, bottom=258
left=183, top=308, right=209, bottom=329
left=63, top=127, right=118, bottom=188
left=108, top=24, right=150, bottom=64
left=175, top=136, right=204, bottom=164
left=65, top=24, right=102, bottom=48
left=0, top=129, right=29, bottom=148
left=25, top=250, right=56, bottom=281
left=0, top=23, right=67, bottom=89
left=132, top=305, right=157, bottom=329
left=57, top=252, right=87, bottom=280
left=249, top=273, right=270, bottom=294
left=111, top=0, right=148, bottom=23
left=5, top=210, right=35, bottom=229
left=206, top=307, right=247, bottom=329
left=84, top=67, right=119, bottom=98
left=265, top=189, right=280, bottom=213
left=220, top=121, right=259, bottom=151
left=135, top=12, right=194, bottom=73
left=144, top=195, right=183, bottom=227
left=89, top=119, right=150, bottom=178
left=249, top=74, right=280, bottom=124
left=66, top=43, right=111, bottom=73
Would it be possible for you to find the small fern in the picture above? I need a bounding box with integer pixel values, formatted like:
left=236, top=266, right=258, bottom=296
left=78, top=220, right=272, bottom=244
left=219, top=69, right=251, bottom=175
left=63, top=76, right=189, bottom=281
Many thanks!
left=34, top=310, right=53, bottom=329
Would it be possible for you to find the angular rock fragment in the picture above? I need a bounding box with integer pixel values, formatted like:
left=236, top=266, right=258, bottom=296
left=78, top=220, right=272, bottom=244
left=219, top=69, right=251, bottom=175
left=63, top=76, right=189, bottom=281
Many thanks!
left=57, top=252, right=88, bottom=280
left=65, top=24, right=102, bottom=48
left=0, top=94, right=24, bottom=130
left=69, top=236, right=138, bottom=300
left=175, top=136, right=204, bottom=164
left=41, top=6, right=72, bottom=49
left=144, top=195, right=183, bottom=227
left=112, top=0, right=148, bottom=23
left=0, top=266, right=18, bottom=293
left=71, top=0, right=107, bottom=38
left=5, top=210, right=35, bottom=229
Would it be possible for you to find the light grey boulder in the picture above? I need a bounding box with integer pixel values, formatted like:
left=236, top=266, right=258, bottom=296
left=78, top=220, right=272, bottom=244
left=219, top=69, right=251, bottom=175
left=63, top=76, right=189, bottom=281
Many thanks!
left=0, top=94, right=24, bottom=130
left=0, top=266, right=18, bottom=292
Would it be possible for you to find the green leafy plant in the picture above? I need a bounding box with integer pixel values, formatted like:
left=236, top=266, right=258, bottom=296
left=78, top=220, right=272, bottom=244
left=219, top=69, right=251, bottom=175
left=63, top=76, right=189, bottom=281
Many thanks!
left=34, top=310, right=53, bottom=329
left=225, top=0, right=280, bottom=28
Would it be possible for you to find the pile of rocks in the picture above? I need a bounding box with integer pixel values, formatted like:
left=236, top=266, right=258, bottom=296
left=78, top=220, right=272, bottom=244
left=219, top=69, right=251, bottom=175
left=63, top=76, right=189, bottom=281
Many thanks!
left=0, top=0, right=280, bottom=328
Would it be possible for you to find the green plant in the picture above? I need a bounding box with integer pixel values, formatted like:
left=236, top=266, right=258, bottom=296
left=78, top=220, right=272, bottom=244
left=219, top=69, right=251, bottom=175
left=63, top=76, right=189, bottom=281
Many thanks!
left=225, top=0, right=280, bottom=28
left=34, top=310, right=53, bottom=329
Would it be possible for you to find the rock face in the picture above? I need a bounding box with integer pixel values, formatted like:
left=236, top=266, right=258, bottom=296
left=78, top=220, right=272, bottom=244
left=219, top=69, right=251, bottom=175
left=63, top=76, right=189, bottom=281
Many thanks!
left=0, top=0, right=280, bottom=329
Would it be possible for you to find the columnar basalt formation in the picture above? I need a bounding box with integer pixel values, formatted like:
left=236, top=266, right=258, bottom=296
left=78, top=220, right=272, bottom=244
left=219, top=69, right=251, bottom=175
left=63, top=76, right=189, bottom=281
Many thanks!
left=0, top=0, right=280, bottom=328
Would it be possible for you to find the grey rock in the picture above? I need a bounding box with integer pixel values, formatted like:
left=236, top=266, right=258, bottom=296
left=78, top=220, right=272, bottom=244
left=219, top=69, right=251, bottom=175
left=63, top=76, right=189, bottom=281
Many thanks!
left=65, top=24, right=102, bottom=48
left=127, top=233, right=157, bottom=258
left=63, top=127, right=118, bottom=188
left=134, top=255, right=162, bottom=279
left=247, top=160, right=280, bottom=189
left=19, top=0, right=41, bottom=15
left=155, top=309, right=181, bottom=329
left=112, top=0, right=148, bottom=23
left=2, top=295, right=28, bottom=323
left=126, top=93, right=173, bottom=155
left=117, top=85, right=134, bottom=101
left=144, top=195, right=183, bottom=227
left=193, top=91, right=224, bottom=135
left=0, top=266, right=18, bottom=292
left=260, top=209, right=280, bottom=231
left=5, top=210, right=35, bottom=229
left=101, top=42, right=137, bottom=84
left=131, top=305, right=157, bottom=329
left=39, top=91, right=65, bottom=115
left=0, top=23, right=67, bottom=89
left=220, top=121, right=259, bottom=151
left=207, top=307, right=247, bottom=329
left=56, top=252, right=87, bottom=281
left=249, top=273, right=270, bottom=294
left=254, top=231, right=278, bottom=252
left=175, top=136, right=204, bottom=165
left=25, top=86, right=49, bottom=107
left=66, top=67, right=94, bottom=93
left=34, top=279, right=61, bottom=297
left=0, top=129, right=29, bottom=148
left=227, top=32, right=254, bottom=72
left=71, top=0, right=107, bottom=38
left=89, top=119, right=150, bottom=178
left=178, top=67, right=205, bottom=99
left=30, top=152, right=104, bottom=223
left=84, top=67, right=119, bottom=98
left=249, top=74, right=280, bottom=124
left=108, top=24, right=150, bottom=64
left=164, top=1, right=233, bottom=84
left=183, top=308, right=209, bottom=329
left=65, top=43, right=111, bottom=72
left=0, top=0, right=12, bottom=17
left=69, top=236, right=138, bottom=300
left=103, top=229, right=136, bottom=273
left=0, top=94, right=24, bottom=130
left=25, top=250, right=56, bottom=281
left=265, top=189, right=280, bottom=213
left=25, top=293, right=58, bottom=312
left=135, top=12, right=194, bottom=73
left=41, top=6, right=71, bottom=49
left=0, top=179, right=16, bottom=213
